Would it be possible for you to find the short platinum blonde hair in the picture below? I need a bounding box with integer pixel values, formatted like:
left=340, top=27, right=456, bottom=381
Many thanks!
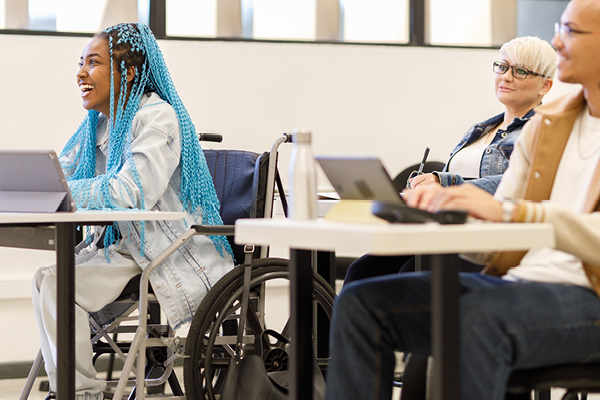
left=500, top=36, right=557, bottom=79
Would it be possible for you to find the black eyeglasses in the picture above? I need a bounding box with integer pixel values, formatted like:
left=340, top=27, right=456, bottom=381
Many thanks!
left=555, top=22, right=600, bottom=40
left=492, top=61, right=544, bottom=79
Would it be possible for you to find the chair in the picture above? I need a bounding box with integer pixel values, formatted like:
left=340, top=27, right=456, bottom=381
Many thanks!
left=398, top=350, right=600, bottom=400
left=393, top=161, right=446, bottom=190
left=21, top=134, right=337, bottom=400
left=397, top=334, right=600, bottom=400
left=506, top=363, right=600, bottom=400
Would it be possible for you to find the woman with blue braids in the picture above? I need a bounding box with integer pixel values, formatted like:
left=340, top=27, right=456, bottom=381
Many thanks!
left=31, top=23, right=234, bottom=400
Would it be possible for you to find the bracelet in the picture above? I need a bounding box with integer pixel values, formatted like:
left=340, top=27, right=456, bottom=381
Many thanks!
left=514, top=201, right=528, bottom=222
left=501, top=200, right=515, bottom=223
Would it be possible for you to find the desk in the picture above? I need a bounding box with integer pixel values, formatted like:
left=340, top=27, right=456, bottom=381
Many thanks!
left=235, top=218, right=555, bottom=400
left=0, top=210, right=185, bottom=400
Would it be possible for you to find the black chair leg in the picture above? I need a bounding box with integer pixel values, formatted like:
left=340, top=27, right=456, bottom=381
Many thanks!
left=126, top=388, right=136, bottom=400
left=168, top=369, right=184, bottom=396
left=399, top=355, right=428, bottom=400
left=145, top=349, right=166, bottom=396
left=506, top=393, right=531, bottom=400
left=562, top=390, right=581, bottom=400
left=534, top=388, right=551, bottom=400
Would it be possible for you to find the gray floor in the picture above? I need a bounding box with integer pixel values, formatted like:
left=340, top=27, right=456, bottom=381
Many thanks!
left=4, top=368, right=184, bottom=400
left=4, top=374, right=49, bottom=400
left=4, top=369, right=600, bottom=400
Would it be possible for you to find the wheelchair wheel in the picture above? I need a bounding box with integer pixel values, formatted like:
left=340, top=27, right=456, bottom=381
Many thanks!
left=183, top=257, right=336, bottom=400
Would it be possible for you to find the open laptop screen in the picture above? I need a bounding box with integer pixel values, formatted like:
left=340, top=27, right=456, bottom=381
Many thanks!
left=316, top=155, right=468, bottom=224
left=316, top=156, right=404, bottom=203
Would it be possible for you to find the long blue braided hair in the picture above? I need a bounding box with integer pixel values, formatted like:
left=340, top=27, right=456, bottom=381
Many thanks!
left=60, top=22, right=232, bottom=258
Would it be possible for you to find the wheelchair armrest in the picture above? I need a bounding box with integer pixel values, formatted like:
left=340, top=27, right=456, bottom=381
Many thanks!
left=192, top=224, right=235, bottom=236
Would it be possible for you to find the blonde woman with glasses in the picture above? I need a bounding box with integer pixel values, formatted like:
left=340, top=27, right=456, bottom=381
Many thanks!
left=344, top=37, right=557, bottom=286
left=409, top=36, right=557, bottom=194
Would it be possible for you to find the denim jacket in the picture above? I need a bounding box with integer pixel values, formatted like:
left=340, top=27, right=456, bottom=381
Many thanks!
left=63, top=93, right=234, bottom=330
left=434, top=109, right=535, bottom=194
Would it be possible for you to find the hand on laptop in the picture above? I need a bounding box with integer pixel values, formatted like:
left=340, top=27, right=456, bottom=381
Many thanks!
left=408, top=173, right=439, bottom=189
left=404, top=183, right=502, bottom=221
left=403, top=182, right=443, bottom=210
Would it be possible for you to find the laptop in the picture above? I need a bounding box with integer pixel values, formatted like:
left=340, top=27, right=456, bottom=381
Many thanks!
left=0, top=149, right=76, bottom=213
left=316, top=156, right=467, bottom=224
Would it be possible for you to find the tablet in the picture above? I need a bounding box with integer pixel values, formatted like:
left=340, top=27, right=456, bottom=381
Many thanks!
left=0, top=149, right=76, bottom=213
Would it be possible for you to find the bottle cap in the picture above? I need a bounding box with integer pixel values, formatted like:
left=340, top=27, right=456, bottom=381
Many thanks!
left=292, top=128, right=312, bottom=143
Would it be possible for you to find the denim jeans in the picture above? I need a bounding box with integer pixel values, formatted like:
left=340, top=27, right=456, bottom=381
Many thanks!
left=325, top=271, right=600, bottom=400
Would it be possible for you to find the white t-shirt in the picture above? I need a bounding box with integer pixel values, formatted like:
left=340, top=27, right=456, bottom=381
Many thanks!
left=504, top=106, right=600, bottom=287
left=447, top=136, right=488, bottom=179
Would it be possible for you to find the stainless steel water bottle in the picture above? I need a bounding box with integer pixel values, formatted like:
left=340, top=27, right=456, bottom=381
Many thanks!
left=288, top=128, right=317, bottom=219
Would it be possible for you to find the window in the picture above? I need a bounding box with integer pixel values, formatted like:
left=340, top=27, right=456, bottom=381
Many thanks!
left=166, top=0, right=217, bottom=37
left=342, top=0, right=408, bottom=43
left=164, top=0, right=409, bottom=43
left=428, top=0, right=492, bottom=46
left=253, top=0, right=316, bottom=40
left=428, top=0, right=567, bottom=47
left=2, top=0, right=566, bottom=50
left=57, top=0, right=105, bottom=32
left=0, top=0, right=5, bottom=29
left=28, top=0, right=56, bottom=31
left=4, top=0, right=144, bottom=33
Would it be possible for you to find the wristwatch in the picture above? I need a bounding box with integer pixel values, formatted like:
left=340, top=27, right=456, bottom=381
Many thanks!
left=501, top=200, right=515, bottom=223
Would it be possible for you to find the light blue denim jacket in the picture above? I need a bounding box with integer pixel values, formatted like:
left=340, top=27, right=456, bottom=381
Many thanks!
left=63, top=93, right=234, bottom=330
left=434, top=109, right=535, bottom=194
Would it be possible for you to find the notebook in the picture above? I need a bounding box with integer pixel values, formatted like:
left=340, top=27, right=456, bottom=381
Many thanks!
left=316, top=156, right=467, bottom=224
left=0, top=149, right=76, bottom=213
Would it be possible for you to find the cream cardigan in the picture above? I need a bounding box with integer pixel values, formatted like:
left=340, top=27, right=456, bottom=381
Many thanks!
left=482, top=89, right=600, bottom=297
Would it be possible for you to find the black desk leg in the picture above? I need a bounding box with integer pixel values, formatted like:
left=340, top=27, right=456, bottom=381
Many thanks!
left=431, top=253, right=460, bottom=400
left=56, top=223, right=76, bottom=400
left=316, top=251, right=335, bottom=359
left=290, top=249, right=313, bottom=400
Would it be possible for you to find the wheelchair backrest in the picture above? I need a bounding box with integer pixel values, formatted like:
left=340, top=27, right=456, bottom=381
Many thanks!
left=203, top=149, right=271, bottom=263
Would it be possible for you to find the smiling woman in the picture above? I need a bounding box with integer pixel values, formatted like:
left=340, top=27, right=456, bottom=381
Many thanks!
left=30, top=23, right=235, bottom=400
left=77, top=38, right=118, bottom=117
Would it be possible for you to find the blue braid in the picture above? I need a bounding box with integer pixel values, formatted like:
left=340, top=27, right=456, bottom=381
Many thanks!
left=61, top=22, right=232, bottom=259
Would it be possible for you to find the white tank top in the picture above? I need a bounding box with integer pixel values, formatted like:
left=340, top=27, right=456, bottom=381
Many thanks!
left=447, top=136, right=488, bottom=179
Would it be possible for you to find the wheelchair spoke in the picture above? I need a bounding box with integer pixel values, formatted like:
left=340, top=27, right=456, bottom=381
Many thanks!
left=183, top=261, right=336, bottom=400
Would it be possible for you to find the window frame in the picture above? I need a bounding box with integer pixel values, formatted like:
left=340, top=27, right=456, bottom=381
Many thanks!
left=0, top=0, right=500, bottom=50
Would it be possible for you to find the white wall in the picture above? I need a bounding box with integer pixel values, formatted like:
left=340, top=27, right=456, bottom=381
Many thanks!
left=0, top=33, right=579, bottom=363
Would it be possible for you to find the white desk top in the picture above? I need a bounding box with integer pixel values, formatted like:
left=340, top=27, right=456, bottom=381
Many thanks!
left=0, top=210, right=185, bottom=224
left=235, top=218, right=555, bottom=256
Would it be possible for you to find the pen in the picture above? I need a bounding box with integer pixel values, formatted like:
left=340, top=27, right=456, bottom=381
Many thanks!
left=417, top=147, right=430, bottom=175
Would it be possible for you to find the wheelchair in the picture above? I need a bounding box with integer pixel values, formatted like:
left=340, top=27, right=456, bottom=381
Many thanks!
left=21, top=133, right=337, bottom=400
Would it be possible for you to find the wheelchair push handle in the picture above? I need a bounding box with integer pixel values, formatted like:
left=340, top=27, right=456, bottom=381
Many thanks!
left=198, top=132, right=223, bottom=142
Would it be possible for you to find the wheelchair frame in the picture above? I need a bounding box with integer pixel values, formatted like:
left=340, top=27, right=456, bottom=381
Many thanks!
left=21, top=133, right=336, bottom=400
